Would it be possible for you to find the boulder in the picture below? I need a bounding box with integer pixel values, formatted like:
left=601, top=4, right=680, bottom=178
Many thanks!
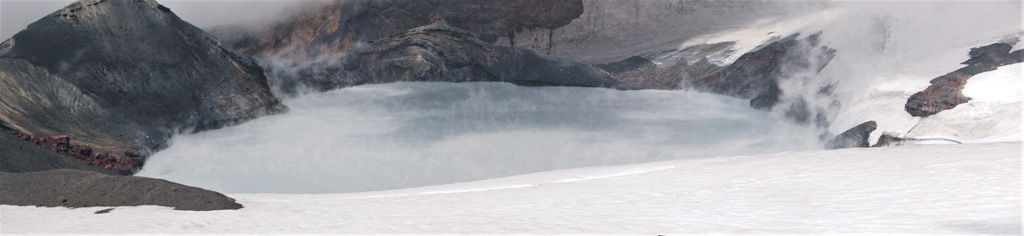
left=0, top=0, right=286, bottom=173
left=825, top=121, right=877, bottom=149
left=0, top=169, right=242, bottom=211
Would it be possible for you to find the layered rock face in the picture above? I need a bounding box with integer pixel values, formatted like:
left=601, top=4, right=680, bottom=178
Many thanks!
left=207, top=0, right=595, bottom=96
left=905, top=42, right=1024, bottom=117
left=0, top=0, right=285, bottom=173
left=210, top=0, right=584, bottom=62
left=288, top=23, right=617, bottom=93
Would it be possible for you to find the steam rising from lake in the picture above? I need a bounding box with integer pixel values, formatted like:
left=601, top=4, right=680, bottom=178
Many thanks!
left=138, top=82, right=822, bottom=194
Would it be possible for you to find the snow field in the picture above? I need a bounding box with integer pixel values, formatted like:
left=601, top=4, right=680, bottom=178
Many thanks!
left=4, top=142, right=1020, bottom=234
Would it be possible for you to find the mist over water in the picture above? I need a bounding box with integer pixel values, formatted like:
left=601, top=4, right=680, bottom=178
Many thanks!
left=138, top=82, right=822, bottom=194
left=137, top=1, right=1021, bottom=194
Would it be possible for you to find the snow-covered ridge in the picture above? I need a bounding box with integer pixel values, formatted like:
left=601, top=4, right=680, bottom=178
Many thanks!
left=5, top=142, right=1020, bottom=234
left=667, top=1, right=1022, bottom=144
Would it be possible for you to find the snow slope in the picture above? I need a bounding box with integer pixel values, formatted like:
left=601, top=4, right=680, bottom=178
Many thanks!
left=672, top=1, right=1023, bottom=145
left=4, top=142, right=1020, bottom=234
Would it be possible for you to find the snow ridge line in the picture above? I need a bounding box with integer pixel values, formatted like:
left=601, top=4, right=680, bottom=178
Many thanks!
left=551, top=166, right=677, bottom=183
left=357, top=166, right=677, bottom=198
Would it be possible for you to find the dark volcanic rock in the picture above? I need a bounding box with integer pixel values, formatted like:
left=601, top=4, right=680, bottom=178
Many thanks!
left=0, top=0, right=285, bottom=173
left=0, top=128, right=117, bottom=175
left=905, top=42, right=1024, bottom=117
left=210, top=0, right=584, bottom=61
left=7, top=129, right=139, bottom=174
left=597, top=32, right=838, bottom=128
left=871, top=132, right=963, bottom=147
left=872, top=132, right=907, bottom=147
left=691, top=33, right=835, bottom=109
left=276, top=23, right=617, bottom=94
left=0, top=169, right=242, bottom=211
left=825, top=121, right=877, bottom=149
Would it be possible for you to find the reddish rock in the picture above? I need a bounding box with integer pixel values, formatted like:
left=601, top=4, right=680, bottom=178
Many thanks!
left=6, top=130, right=141, bottom=174
left=905, top=42, right=1024, bottom=117
left=905, top=72, right=973, bottom=117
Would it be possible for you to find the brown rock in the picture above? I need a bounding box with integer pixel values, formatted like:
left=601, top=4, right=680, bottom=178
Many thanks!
left=905, top=42, right=1024, bottom=117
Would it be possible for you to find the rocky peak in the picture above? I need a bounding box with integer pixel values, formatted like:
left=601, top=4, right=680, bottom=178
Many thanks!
left=0, top=0, right=285, bottom=174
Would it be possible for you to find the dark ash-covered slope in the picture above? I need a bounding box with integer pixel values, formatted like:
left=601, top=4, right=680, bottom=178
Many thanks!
left=0, top=128, right=118, bottom=175
left=0, top=169, right=242, bottom=211
left=0, top=0, right=285, bottom=173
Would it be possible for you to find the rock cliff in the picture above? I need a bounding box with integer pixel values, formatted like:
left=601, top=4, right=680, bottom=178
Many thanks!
left=282, top=23, right=617, bottom=94
left=210, top=0, right=585, bottom=62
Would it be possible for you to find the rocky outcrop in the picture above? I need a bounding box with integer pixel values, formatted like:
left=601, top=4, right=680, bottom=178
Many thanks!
left=597, top=32, right=838, bottom=127
left=0, top=0, right=286, bottom=173
left=825, top=121, right=876, bottom=149
left=690, top=33, right=835, bottom=110
left=210, top=0, right=584, bottom=62
left=271, top=23, right=617, bottom=95
left=905, top=42, right=1024, bottom=117
left=0, top=169, right=242, bottom=211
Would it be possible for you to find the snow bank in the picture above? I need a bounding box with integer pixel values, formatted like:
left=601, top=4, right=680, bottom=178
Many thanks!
left=5, top=142, right=1020, bottom=234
